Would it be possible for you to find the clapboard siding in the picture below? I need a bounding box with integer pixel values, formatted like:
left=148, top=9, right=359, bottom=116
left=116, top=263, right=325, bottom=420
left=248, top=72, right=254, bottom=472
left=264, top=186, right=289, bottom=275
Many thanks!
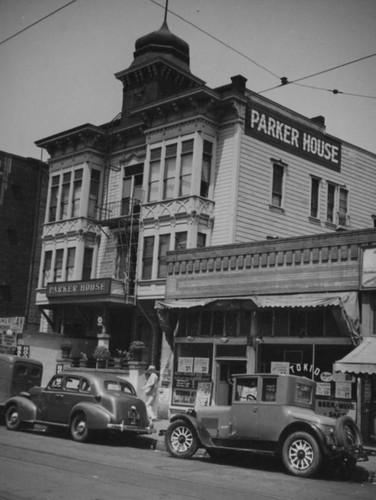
left=234, top=133, right=376, bottom=243
left=210, top=124, right=237, bottom=245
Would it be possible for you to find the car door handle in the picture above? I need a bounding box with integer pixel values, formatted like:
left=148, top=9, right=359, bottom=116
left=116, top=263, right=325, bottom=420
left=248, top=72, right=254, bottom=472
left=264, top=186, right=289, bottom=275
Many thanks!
left=253, top=408, right=257, bottom=413
left=55, top=394, right=64, bottom=400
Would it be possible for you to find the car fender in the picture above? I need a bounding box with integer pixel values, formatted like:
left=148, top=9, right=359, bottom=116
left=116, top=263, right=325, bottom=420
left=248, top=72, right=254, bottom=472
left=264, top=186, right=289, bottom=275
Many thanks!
left=4, top=396, right=37, bottom=422
left=69, top=402, right=112, bottom=429
left=277, top=421, right=331, bottom=456
left=170, top=413, right=214, bottom=448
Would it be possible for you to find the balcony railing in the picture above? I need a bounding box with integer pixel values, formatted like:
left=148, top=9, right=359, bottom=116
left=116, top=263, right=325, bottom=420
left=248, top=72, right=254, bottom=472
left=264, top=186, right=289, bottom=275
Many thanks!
left=95, top=198, right=141, bottom=224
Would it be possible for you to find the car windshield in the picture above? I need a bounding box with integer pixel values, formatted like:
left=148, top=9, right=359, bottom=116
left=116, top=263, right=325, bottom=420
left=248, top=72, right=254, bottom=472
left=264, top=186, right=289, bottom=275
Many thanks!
left=104, top=380, right=134, bottom=394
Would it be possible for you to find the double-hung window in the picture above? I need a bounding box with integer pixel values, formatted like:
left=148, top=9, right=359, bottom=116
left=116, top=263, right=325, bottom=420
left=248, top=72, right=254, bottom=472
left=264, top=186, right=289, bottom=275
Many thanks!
left=54, top=249, right=64, bottom=282
left=66, top=248, right=76, bottom=281
left=49, top=175, right=60, bottom=222
left=179, top=139, right=193, bottom=196
left=338, top=188, right=348, bottom=226
left=326, top=183, right=349, bottom=226
left=271, top=163, right=285, bottom=208
left=200, top=140, right=212, bottom=198
left=61, top=172, right=71, bottom=219
left=142, top=236, right=154, bottom=280
left=310, top=177, right=321, bottom=219
left=175, top=231, right=187, bottom=250
left=72, top=169, right=83, bottom=217
left=43, top=251, right=53, bottom=286
left=148, top=148, right=161, bottom=202
left=163, top=144, right=177, bottom=199
left=88, top=170, right=100, bottom=219
left=158, top=234, right=171, bottom=278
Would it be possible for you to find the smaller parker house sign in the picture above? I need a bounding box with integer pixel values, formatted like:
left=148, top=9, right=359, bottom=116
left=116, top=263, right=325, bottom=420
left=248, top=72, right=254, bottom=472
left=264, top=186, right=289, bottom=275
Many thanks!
left=47, top=279, right=111, bottom=297
left=246, top=103, right=342, bottom=171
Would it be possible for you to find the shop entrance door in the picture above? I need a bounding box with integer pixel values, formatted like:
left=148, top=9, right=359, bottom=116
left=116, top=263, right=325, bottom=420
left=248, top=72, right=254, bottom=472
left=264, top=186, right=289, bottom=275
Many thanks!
left=216, top=360, right=247, bottom=405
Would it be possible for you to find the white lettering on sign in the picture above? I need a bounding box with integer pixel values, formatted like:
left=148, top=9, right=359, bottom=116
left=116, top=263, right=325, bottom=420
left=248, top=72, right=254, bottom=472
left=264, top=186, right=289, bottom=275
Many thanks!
left=249, top=107, right=340, bottom=168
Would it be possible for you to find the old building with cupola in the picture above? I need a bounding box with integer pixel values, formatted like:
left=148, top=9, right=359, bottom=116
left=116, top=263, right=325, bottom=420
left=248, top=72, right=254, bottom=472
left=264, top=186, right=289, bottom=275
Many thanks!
left=34, top=15, right=376, bottom=441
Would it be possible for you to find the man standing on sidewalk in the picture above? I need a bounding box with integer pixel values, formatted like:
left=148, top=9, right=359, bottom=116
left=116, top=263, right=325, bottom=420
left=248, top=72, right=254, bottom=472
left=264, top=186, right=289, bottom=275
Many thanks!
left=142, top=365, right=159, bottom=422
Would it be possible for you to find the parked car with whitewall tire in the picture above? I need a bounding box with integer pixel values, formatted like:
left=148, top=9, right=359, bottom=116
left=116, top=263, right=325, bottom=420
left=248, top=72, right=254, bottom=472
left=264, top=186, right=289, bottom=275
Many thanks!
left=165, top=374, right=368, bottom=478
left=4, top=372, right=154, bottom=442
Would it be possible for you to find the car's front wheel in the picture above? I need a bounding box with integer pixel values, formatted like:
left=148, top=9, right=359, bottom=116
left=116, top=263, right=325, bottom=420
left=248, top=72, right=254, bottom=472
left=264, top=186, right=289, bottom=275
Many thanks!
left=282, top=431, right=322, bottom=477
left=70, top=412, right=91, bottom=442
left=165, top=419, right=198, bottom=459
left=5, top=405, right=22, bottom=431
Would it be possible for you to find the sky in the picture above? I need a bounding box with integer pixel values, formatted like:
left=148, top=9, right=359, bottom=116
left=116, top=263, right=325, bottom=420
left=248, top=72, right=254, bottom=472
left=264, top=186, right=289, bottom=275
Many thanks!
left=0, top=0, right=375, bottom=161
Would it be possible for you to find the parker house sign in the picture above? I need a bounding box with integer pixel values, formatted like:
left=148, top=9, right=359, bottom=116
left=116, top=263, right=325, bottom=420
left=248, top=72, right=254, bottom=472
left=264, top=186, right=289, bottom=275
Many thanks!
left=47, top=279, right=111, bottom=298
left=246, top=103, right=342, bottom=171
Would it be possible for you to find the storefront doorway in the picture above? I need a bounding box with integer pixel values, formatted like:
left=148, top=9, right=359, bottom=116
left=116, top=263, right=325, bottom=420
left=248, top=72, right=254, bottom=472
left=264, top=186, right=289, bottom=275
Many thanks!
left=216, top=360, right=247, bottom=405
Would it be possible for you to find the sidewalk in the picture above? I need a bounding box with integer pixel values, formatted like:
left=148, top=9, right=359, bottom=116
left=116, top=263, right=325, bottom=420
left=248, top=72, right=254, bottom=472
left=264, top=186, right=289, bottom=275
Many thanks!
left=151, top=419, right=376, bottom=482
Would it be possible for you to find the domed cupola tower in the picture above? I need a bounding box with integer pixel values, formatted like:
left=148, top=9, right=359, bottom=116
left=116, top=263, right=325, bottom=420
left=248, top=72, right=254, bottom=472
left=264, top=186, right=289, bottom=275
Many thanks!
left=132, top=19, right=190, bottom=71
left=115, top=5, right=204, bottom=122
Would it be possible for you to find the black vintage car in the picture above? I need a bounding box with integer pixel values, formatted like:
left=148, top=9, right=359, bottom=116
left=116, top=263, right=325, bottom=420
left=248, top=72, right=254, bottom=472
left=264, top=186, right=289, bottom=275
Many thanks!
left=165, top=374, right=368, bottom=478
left=4, top=371, right=154, bottom=442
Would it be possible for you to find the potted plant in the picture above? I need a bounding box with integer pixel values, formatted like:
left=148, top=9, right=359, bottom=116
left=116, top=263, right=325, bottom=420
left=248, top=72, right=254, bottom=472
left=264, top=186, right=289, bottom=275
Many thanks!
left=60, top=341, right=72, bottom=359
left=94, top=345, right=111, bottom=368
left=114, top=349, right=130, bottom=368
left=129, top=341, right=146, bottom=361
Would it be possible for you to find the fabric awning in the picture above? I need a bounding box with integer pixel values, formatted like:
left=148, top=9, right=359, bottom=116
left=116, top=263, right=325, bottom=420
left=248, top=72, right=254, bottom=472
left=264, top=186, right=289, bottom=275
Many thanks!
left=156, top=292, right=360, bottom=342
left=333, top=337, right=376, bottom=374
left=155, top=298, right=218, bottom=310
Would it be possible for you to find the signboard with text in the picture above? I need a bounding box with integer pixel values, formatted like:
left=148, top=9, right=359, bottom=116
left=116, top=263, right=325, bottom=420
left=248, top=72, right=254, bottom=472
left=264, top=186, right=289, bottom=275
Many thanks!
left=47, top=279, right=111, bottom=298
left=245, top=103, right=342, bottom=171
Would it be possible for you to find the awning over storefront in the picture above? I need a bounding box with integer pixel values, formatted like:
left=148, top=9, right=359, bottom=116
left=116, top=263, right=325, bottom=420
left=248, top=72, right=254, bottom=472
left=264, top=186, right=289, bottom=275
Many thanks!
left=333, top=337, right=376, bottom=374
left=156, top=292, right=360, bottom=343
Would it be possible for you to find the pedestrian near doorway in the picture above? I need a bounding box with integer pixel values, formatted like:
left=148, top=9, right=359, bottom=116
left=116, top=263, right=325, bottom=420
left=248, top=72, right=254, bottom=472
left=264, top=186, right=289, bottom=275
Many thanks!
left=142, top=365, right=159, bottom=422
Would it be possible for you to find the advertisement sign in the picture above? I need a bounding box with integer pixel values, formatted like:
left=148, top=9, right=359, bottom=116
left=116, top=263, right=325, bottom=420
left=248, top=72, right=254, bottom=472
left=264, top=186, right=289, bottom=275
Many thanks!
left=193, top=357, right=210, bottom=374
left=177, top=357, right=193, bottom=373
left=245, top=103, right=341, bottom=171
left=361, top=248, right=376, bottom=288
left=271, top=361, right=290, bottom=375
left=47, top=278, right=111, bottom=297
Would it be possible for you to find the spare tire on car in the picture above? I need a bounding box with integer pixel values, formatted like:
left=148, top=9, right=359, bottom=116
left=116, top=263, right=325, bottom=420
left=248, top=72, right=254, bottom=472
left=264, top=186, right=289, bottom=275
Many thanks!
left=335, top=416, right=363, bottom=448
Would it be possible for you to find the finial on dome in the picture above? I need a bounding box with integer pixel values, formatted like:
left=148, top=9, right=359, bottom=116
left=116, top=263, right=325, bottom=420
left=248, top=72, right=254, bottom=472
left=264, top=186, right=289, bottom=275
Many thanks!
left=164, top=0, right=169, bottom=23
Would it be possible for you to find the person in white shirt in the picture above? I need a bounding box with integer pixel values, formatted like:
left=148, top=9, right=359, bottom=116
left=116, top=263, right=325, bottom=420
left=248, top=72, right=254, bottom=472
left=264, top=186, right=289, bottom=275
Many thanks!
left=142, top=365, right=159, bottom=421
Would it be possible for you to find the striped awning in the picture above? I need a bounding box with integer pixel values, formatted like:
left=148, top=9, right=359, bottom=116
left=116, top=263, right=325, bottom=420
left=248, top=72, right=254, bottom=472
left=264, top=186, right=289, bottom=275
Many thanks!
left=333, top=337, right=376, bottom=374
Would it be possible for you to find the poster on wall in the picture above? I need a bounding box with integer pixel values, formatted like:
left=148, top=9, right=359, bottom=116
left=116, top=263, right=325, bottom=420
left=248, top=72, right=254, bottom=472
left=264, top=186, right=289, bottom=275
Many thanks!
left=361, top=247, right=376, bottom=288
left=193, top=357, right=210, bottom=374
left=335, top=381, right=352, bottom=399
left=177, top=357, right=193, bottom=373
left=194, top=382, right=212, bottom=410
left=316, top=382, right=331, bottom=397
left=271, top=361, right=290, bottom=374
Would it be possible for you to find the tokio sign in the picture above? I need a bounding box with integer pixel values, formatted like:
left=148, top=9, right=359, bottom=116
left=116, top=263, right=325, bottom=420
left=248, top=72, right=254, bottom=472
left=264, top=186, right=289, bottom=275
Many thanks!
left=47, top=278, right=111, bottom=297
left=245, top=103, right=342, bottom=171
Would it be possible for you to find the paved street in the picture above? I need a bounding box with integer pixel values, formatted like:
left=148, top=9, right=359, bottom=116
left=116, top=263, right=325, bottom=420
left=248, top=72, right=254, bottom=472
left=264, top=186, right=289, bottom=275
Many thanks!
left=0, top=425, right=375, bottom=500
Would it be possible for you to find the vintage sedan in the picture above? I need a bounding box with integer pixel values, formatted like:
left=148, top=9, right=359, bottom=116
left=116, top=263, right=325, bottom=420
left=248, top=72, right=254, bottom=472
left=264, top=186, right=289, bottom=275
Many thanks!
left=4, top=372, right=154, bottom=442
left=165, top=374, right=368, bottom=478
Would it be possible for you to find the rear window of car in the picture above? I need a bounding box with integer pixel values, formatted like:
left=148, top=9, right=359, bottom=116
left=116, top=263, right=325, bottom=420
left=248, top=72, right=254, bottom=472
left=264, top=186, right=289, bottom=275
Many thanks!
left=295, top=382, right=313, bottom=404
left=262, top=378, right=277, bottom=402
left=65, top=377, right=80, bottom=391
left=104, top=380, right=134, bottom=394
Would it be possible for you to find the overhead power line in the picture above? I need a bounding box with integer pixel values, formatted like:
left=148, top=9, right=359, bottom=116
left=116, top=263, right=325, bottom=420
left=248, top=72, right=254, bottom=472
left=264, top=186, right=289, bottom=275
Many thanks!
left=0, top=0, right=79, bottom=46
left=149, top=0, right=376, bottom=100
left=148, top=0, right=279, bottom=79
